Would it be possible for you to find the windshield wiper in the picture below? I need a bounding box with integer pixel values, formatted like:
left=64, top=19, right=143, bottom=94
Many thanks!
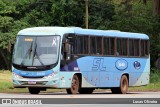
left=32, top=42, right=44, bottom=66
left=20, top=42, right=33, bottom=66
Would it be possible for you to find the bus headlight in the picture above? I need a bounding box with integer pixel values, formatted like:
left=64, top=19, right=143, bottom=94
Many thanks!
left=12, top=72, right=23, bottom=79
left=43, top=73, right=55, bottom=79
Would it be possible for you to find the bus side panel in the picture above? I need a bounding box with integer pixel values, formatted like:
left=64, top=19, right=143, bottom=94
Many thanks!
left=77, top=57, right=119, bottom=88
left=87, top=71, right=100, bottom=87
left=129, top=57, right=150, bottom=86
left=76, top=56, right=150, bottom=88
left=99, top=72, right=121, bottom=88
left=58, top=71, right=96, bottom=88
left=58, top=72, right=75, bottom=88
left=81, top=72, right=96, bottom=87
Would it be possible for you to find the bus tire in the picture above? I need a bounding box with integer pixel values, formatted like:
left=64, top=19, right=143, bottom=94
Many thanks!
left=66, top=74, right=80, bottom=94
left=120, top=75, right=128, bottom=94
left=79, top=88, right=94, bottom=94
left=28, top=87, right=40, bottom=94
left=111, top=75, right=128, bottom=94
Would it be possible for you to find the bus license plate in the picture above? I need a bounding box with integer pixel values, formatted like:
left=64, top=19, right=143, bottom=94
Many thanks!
left=28, top=81, right=36, bottom=84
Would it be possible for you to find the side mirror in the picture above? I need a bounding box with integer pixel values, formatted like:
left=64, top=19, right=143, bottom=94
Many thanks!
left=64, top=43, right=71, bottom=60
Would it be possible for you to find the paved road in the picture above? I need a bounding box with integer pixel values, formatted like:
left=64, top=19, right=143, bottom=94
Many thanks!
left=0, top=91, right=160, bottom=98
left=0, top=91, right=159, bottom=107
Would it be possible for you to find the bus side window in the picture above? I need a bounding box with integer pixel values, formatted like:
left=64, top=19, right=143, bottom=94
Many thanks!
left=97, top=37, right=102, bottom=55
left=90, top=36, right=96, bottom=54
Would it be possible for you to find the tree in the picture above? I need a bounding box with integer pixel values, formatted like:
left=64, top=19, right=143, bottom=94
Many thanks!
left=0, top=0, right=17, bottom=69
left=0, top=0, right=116, bottom=69
left=142, top=0, right=147, bottom=4
left=0, top=0, right=159, bottom=69
left=0, top=0, right=32, bottom=69
left=153, top=0, right=160, bottom=16
left=88, top=0, right=115, bottom=29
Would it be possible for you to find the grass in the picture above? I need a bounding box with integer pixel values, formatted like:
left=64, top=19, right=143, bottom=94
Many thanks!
left=129, top=68, right=160, bottom=92
left=129, top=82, right=160, bottom=92
left=0, top=70, right=13, bottom=91
left=0, top=70, right=65, bottom=93
left=0, top=70, right=26, bottom=93
left=0, top=69, right=160, bottom=93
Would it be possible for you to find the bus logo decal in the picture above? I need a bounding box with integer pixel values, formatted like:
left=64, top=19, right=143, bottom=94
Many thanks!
left=92, top=58, right=106, bottom=71
left=115, top=59, right=128, bottom=71
left=134, top=61, right=141, bottom=70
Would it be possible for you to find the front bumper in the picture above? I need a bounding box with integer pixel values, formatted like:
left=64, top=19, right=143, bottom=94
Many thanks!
left=13, top=78, right=59, bottom=88
left=12, top=72, right=59, bottom=88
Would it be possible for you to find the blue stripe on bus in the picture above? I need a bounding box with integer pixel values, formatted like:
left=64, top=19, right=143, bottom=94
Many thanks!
left=13, top=68, right=53, bottom=77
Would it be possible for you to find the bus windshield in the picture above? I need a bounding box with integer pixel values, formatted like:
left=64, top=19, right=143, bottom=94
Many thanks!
left=13, top=35, right=60, bottom=66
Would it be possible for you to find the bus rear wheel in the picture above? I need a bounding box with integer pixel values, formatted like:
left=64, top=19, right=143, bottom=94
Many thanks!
left=28, top=87, right=40, bottom=94
left=66, top=74, right=80, bottom=94
left=111, top=75, right=128, bottom=94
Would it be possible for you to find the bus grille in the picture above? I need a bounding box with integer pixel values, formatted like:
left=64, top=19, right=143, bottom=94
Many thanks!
left=22, top=76, right=44, bottom=78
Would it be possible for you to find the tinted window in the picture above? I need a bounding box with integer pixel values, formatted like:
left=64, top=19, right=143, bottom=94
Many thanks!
left=90, top=36, right=96, bottom=54
left=129, top=39, right=134, bottom=56
left=141, top=40, right=149, bottom=57
left=145, top=40, right=149, bottom=56
left=103, top=38, right=110, bottom=55
left=77, top=35, right=89, bottom=54
left=110, top=38, right=115, bottom=55
left=117, top=38, right=127, bottom=56
left=97, top=37, right=102, bottom=55
left=134, top=39, right=140, bottom=56
left=103, top=37, right=115, bottom=56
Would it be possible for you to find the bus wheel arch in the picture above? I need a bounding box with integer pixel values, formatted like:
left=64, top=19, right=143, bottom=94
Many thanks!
left=66, top=73, right=82, bottom=94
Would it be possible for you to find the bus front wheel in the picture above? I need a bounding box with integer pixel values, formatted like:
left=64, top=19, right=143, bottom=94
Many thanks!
left=28, top=87, right=40, bottom=94
left=66, top=74, right=80, bottom=94
left=111, top=75, right=128, bottom=94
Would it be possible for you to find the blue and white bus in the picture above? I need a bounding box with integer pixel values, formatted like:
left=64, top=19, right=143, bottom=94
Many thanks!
left=12, top=27, right=150, bottom=94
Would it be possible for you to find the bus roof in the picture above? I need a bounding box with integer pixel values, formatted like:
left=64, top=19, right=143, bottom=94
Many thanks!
left=18, top=27, right=149, bottom=39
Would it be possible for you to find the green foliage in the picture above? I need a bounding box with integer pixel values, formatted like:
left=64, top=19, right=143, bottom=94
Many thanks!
left=10, top=0, right=114, bottom=40
left=49, top=0, right=85, bottom=26
left=110, top=1, right=153, bottom=32
left=0, top=0, right=160, bottom=69
left=109, top=1, right=160, bottom=67
left=0, top=0, right=115, bottom=49
left=88, top=0, right=115, bottom=29
left=150, top=68, right=160, bottom=83
left=0, top=0, right=17, bottom=15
